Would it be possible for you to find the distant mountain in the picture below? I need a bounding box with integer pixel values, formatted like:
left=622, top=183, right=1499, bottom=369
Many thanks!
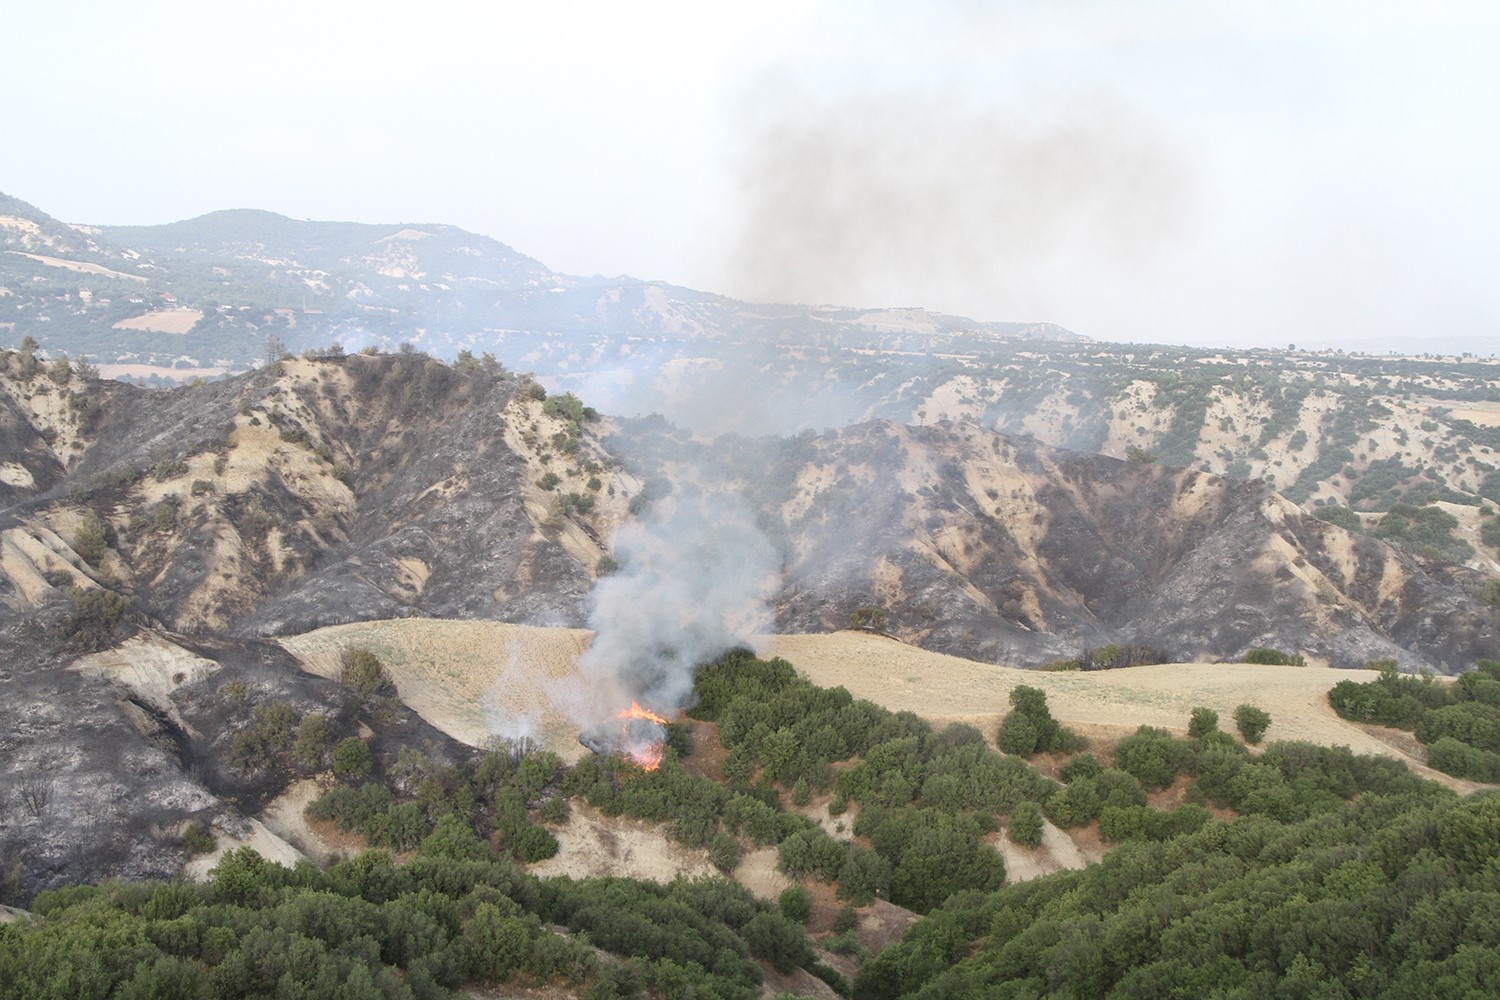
left=0, top=193, right=1080, bottom=381
left=3, top=192, right=1500, bottom=577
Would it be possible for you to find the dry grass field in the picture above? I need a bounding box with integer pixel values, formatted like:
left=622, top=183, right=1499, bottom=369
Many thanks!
left=97, top=363, right=232, bottom=381
left=278, top=619, right=595, bottom=760
left=268, top=620, right=1491, bottom=903
left=770, top=632, right=1483, bottom=791
left=277, top=621, right=1483, bottom=792
left=111, top=308, right=204, bottom=333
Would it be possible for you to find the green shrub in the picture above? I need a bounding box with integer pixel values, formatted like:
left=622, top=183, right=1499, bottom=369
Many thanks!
left=1234, top=704, right=1273, bottom=744
left=71, top=509, right=110, bottom=566
left=1007, top=800, right=1044, bottom=848
left=151, top=501, right=178, bottom=532
left=998, top=685, right=1080, bottom=757
left=1480, top=579, right=1500, bottom=608
left=778, top=885, right=812, bottom=924
left=1188, top=707, right=1220, bottom=740
left=179, top=822, right=216, bottom=856
left=1113, top=726, right=1193, bottom=790
left=1242, top=647, right=1306, bottom=666
left=1315, top=505, right=1362, bottom=531
left=1060, top=754, right=1102, bottom=784
left=1425, top=737, right=1500, bottom=782
left=540, top=796, right=570, bottom=825
left=61, top=586, right=132, bottom=651
left=332, top=737, right=372, bottom=779
left=997, top=711, right=1038, bottom=756
left=542, top=391, right=587, bottom=423
left=340, top=647, right=394, bottom=697
left=1373, top=502, right=1474, bottom=563
left=1416, top=702, right=1500, bottom=752
left=292, top=714, right=333, bottom=770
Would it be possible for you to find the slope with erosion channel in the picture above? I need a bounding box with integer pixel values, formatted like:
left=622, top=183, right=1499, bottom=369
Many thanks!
left=633, top=418, right=1498, bottom=672
left=0, top=353, right=1491, bottom=673
left=0, top=618, right=469, bottom=900
left=0, top=352, right=633, bottom=638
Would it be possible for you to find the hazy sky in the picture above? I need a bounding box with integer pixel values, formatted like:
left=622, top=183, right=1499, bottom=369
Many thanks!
left=7, top=1, right=1498, bottom=352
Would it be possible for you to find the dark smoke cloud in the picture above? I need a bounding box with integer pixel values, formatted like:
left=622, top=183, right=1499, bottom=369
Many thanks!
left=724, top=97, right=1192, bottom=319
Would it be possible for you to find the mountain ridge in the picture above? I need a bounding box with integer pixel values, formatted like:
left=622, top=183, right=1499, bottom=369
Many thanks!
left=0, top=348, right=1490, bottom=673
left=5, top=191, right=1497, bottom=566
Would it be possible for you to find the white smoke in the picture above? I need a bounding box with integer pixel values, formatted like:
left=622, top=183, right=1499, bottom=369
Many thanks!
left=480, top=648, right=541, bottom=743
left=570, top=485, right=780, bottom=725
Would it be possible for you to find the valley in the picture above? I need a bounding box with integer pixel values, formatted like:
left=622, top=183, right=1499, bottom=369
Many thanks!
left=0, top=192, right=1496, bottom=998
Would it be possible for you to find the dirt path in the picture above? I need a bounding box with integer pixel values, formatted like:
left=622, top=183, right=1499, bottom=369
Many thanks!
left=995, top=818, right=1092, bottom=883
left=184, top=818, right=305, bottom=880
left=258, top=778, right=349, bottom=865
left=527, top=802, right=717, bottom=883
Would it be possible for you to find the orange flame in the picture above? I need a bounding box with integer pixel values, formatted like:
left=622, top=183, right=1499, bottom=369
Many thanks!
left=619, top=701, right=670, bottom=726
left=617, top=701, right=669, bottom=771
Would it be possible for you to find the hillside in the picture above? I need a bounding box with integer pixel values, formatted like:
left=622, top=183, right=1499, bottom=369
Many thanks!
left=0, top=349, right=1492, bottom=672
left=0, top=192, right=1072, bottom=380
left=265, top=619, right=1481, bottom=794
left=615, top=416, right=1498, bottom=671
left=4, top=638, right=1497, bottom=999
left=3, top=177, right=1499, bottom=996
left=5, top=192, right=1499, bottom=566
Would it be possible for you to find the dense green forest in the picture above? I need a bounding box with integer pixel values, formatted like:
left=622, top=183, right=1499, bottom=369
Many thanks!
left=2, top=650, right=1497, bottom=998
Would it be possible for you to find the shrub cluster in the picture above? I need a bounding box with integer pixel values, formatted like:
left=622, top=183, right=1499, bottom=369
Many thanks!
left=855, top=787, right=1496, bottom=999
left=996, top=685, right=1086, bottom=757
left=1241, top=647, right=1306, bottom=666
left=693, top=653, right=1063, bottom=912
left=309, top=744, right=562, bottom=863
left=1330, top=660, right=1500, bottom=781
left=0, top=838, right=811, bottom=999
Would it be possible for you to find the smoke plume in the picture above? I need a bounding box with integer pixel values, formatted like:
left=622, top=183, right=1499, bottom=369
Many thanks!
left=724, top=96, right=1191, bottom=322
left=568, top=485, right=780, bottom=725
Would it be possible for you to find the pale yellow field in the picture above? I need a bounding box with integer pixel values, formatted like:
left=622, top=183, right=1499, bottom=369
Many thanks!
left=8, top=250, right=146, bottom=283
left=772, top=632, right=1480, bottom=790
left=278, top=619, right=594, bottom=760
left=275, top=620, right=1482, bottom=791
left=98, top=363, right=232, bottom=381
left=112, top=308, right=204, bottom=333
left=267, top=620, right=1492, bottom=904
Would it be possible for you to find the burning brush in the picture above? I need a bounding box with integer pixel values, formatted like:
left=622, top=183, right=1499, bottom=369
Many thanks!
left=579, top=701, right=671, bottom=771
